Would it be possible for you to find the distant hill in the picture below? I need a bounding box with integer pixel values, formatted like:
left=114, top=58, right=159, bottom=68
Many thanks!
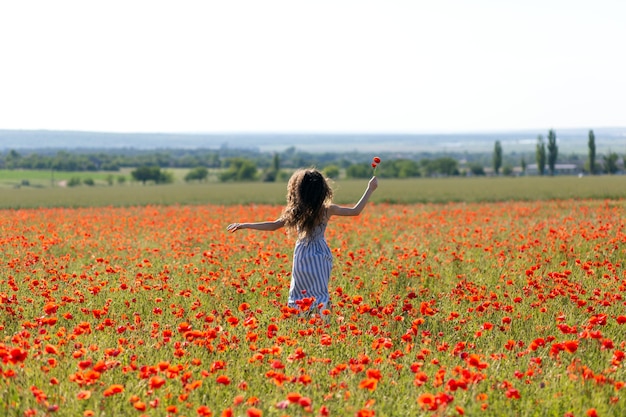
left=1, top=128, right=624, bottom=154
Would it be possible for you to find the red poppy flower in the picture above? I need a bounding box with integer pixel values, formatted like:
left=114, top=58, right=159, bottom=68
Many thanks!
left=44, top=344, right=59, bottom=355
left=417, top=393, right=437, bottom=411
left=197, top=405, right=213, bottom=416
left=371, top=156, right=381, bottom=174
left=149, top=376, right=166, bottom=389
left=564, top=340, right=579, bottom=353
left=76, top=390, right=91, bottom=400
left=286, top=392, right=301, bottom=403
left=133, top=401, right=147, bottom=411
left=177, top=322, right=192, bottom=333
left=505, top=388, right=521, bottom=399
left=246, top=408, right=262, bottom=417
left=216, top=375, right=231, bottom=385
left=359, top=377, right=378, bottom=391
left=298, top=397, right=312, bottom=407
left=9, top=347, right=28, bottom=364
left=103, top=384, right=124, bottom=397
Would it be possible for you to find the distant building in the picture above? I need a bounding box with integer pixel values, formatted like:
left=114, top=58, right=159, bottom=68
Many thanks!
left=525, top=163, right=580, bottom=176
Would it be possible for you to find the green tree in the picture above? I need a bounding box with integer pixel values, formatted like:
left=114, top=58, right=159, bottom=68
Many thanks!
left=67, top=177, right=81, bottom=187
left=346, top=163, right=371, bottom=179
left=184, top=166, right=209, bottom=182
left=393, top=159, right=420, bottom=178
left=5, top=150, right=21, bottom=169
left=131, top=166, right=169, bottom=185
left=536, top=135, right=546, bottom=176
left=419, top=157, right=458, bottom=177
left=433, top=157, right=459, bottom=176
left=604, top=151, right=619, bottom=174
left=261, top=153, right=281, bottom=182
left=219, top=158, right=258, bottom=182
left=419, top=159, right=436, bottom=177
left=323, top=165, right=340, bottom=179
left=272, top=153, right=280, bottom=173
left=493, top=140, right=503, bottom=175
left=588, top=130, right=596, bottom=174
left=547, top=129, right=558, bottom=175
left=159, top=171, right=175, bottom=184
left=521, top=156, right=527, bottom=175
left=470, top=164, right=485, bottom=176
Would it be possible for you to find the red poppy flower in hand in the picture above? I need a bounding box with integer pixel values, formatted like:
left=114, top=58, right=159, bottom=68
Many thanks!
left=371, top=156, right=381, bottom=175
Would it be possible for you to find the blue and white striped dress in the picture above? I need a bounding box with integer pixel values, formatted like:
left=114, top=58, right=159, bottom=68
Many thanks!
left=288, top=221, right=332, bottom=312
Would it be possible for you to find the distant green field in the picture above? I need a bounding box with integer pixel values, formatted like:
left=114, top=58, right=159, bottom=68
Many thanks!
left=0, top=168, right=135, bottom=189
left=0, top=168, right=199, bottom=188
left=2, top=171, right=626, bottom=209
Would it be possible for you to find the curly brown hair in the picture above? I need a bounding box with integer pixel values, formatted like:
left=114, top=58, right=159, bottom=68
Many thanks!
left=281, top=169, right=333, bottom=238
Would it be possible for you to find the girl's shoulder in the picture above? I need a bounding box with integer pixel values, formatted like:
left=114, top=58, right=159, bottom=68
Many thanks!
left=326, top=203, right=341, bottom=218
left=323, top=205, right=334, bottom=221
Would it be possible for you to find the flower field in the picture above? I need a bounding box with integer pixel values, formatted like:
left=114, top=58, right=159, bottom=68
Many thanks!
left=2, top=200, right=626, bottom=416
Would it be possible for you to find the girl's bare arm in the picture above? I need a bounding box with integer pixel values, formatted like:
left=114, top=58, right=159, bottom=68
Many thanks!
left=227, top=218, right=285, bottom=233
left=328, top=176, right=378, bottom=217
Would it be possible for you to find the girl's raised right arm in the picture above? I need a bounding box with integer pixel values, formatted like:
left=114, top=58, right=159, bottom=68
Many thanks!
left=328, top=176, right=378, bottom=217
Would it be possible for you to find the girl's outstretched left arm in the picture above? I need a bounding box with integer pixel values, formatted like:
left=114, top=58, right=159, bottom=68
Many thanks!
left=328, top=176, right=378, bottom=217
left=227, top=218, right=285, bottom=233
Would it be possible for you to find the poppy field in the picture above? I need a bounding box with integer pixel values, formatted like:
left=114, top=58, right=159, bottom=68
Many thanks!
left=2, top=200, right=626, bottom=416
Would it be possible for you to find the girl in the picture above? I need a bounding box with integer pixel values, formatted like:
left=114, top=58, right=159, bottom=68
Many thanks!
left=227, top=169, right=378, bottom=317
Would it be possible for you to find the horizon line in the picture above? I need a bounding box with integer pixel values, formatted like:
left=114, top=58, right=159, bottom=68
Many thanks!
left=2, top=126, right=625, bottom=136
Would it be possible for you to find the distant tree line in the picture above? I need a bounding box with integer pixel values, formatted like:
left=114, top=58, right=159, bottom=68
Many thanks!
left=0, top=149, right=224, bottom=171
left=3, top=129, right=625, bottom=184
left=492, top=129, right=624, bottom=176
left=0, top=144, right=514, bottom=174
left=0, top=146, right=473, bottom=181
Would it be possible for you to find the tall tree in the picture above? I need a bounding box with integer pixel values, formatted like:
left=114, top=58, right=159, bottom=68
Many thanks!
left=262, top=152, right=281, bottom=182
left=547, top=129, right=558, bottom=175
left=604, top=151, right=619, bottom=174
left=536, top=135, right=546, bottom=176
left=588, top=130, right=596, bottom=174
left=272, top=152, right=280, bottom=173
left=493, top=140, right=503, bottom=175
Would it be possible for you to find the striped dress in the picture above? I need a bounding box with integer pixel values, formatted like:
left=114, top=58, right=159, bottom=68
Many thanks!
left=288, top=221, right=332, bottom=312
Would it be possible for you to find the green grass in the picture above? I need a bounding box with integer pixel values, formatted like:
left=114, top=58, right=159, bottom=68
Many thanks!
left=2, top=173, right=626, bottom=209
left=0, top=168, right=129, bottom=187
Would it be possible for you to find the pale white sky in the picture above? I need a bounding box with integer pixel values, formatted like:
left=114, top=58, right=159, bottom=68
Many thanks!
left=1, top=0, right=624, bottom=134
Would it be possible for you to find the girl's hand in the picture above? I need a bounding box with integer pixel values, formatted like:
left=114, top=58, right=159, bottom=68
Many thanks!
left=368, top=176, right=378, bottom=191
left=227, top=223, right=243, bottom=232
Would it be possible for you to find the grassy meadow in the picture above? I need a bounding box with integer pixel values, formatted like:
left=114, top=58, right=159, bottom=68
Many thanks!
left=2, top=170, right=626, bottom=209
left=2, top=169, right=626, bottom=416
